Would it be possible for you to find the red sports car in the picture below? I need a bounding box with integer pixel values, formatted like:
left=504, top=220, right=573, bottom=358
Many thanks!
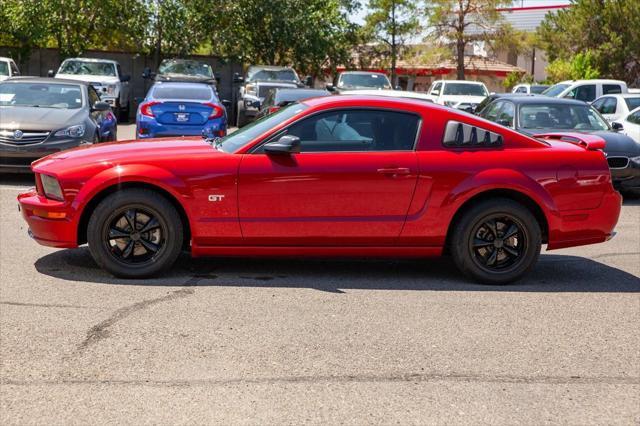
left=17, top=95, right=621, bottom=284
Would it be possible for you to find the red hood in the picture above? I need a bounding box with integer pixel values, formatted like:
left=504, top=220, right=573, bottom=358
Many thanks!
left=33, top=137, right=227, bottom=174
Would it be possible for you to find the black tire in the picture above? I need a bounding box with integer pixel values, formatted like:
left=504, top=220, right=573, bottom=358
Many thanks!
left=87, top=189, right=184, bottom=278
left=450, top=198, right=541, bottom=285
left=236, top=100, right=247, bottom=127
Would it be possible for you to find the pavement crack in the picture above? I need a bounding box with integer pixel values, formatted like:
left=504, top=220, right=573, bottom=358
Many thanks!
left=77, top=287, right=195, bottom=351
left=0, top=301, right=97, bottom=309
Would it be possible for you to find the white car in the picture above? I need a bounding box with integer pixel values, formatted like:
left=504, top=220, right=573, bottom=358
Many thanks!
left=50, top=57, right=131, bottom=119
left=542, top=79, right=628, bottom=102
left=591, top=94, right=640, bottom=123
left=0, top=57, right=20, bottom=81
left=512, top=83, right=549, bottom=94
left=614, top=107, right=640, bottom=145
left=340, top=89, right=433, bottom=102
left=425, top=80, right=489, bottom=111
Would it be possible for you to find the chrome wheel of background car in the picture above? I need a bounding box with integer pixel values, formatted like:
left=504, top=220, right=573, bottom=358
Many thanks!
left=469, top=214, right=527, bottom=272
left=104, top=207, right=165, bottom=265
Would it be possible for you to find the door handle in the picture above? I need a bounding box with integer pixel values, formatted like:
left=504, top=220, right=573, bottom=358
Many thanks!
left=377, top=167, right=411, bottom=177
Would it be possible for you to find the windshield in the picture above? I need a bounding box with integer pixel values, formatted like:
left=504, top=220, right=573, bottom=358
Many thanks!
left=0, top=82, right=83, bottom=109
left=338, top=73, right=391, bottom=89
left=442, top=83, right=488, bottom=96
left=519, top=104, right=609, bottom=131
left=530, top=85, right=548, bottom=94
left=247, top=68, right=299, bottom=82
left=158, top=60, right=213, bottom=78
left=541, top=83, right=570, bottom=97
left=624, top=97, right=640, bottom=111
left=59, top=60, right=116, bottom=76
left=0, top=62, right=8, bottom=76
left=219, top=103, right=307, bottom=153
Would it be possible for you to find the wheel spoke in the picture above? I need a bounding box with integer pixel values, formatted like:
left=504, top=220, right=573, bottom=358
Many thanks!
left=109, top=227, right=129, bottom=240
left=486, top=249, right=497, bottom=266
left=473, top=238, right=493, bottom=248
left=139, top=237, right=159, bottom=253
left=485, top=219, right=498, bottom=238
left=140, top=217, right=159, bottom=233
left=124, top=209, right=137, bottom=231
left=503, top=224, right=519, bottom=239
left=503, top=245, right=519, bottom=257
left=121, top=240, right=135, bottom=258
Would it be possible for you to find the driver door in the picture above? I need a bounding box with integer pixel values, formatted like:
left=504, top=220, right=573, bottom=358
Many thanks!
left=237, top=108, right=421, bottom=245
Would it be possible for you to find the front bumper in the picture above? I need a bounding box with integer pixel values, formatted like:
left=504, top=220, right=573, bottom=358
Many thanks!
left=17, top=189, right=78, bottom=248
left=0, top=139, right=87, bottom=173
left=610, top=156, right=640, bottom=191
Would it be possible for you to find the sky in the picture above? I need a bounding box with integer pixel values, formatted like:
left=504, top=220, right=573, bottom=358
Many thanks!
left=351, top=0, right=573, bottom=24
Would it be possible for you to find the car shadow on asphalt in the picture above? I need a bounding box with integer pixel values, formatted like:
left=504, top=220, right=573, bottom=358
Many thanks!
left=33, top=247, right=640, bottom=293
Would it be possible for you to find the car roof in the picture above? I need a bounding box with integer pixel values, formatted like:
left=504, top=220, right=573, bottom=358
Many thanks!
left=497, top=96, right=588, bottom=106
left=0, top=57, right=14, bottom=62
left=340, top=89, right=431, bottom=100
left=599, top=93, right=640, bottom=98
left=61, top=57, right=118, bottom=64
left=4, top=76, right=90, bottom=86
left=301, top=94, right=449, bottom=111
left=557, top=79, right=626, bottom=85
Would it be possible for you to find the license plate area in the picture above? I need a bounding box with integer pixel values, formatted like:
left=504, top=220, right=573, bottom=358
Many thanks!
left=175, top=113, right=190, bottom=122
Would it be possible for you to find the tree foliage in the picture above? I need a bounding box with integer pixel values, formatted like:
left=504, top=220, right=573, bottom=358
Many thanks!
left=426, top=0, right=510, bottom=80
left=364, top=0, right=421, bottom=84
left=537, top=0, right=640, bottom=85
left=545, top=51, right=601, bottom=83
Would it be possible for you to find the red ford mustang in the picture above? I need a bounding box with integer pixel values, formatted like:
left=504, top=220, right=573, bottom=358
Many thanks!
left=17, top=95, right=621, bottom=284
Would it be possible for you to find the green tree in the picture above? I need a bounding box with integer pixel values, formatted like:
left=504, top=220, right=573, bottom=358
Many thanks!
left=538, top=0, right=640, bottom=85
left=426, top=0, right=510, bottom=80
left=364, top=0, right=420, bottom=85
left=0, top=0, right=50, bottom=67
left=545, top=51, right=600, bottom=83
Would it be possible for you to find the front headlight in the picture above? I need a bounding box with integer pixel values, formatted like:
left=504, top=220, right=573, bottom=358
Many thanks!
left=631, top=155, right=640, bottom=164
left=245, top=84, right=257, bottom=96
left=106, top=84, right=117, bottom=95
left=40, top=174, right=64, bottom=201
left=54, top=124, right=85, bottom=138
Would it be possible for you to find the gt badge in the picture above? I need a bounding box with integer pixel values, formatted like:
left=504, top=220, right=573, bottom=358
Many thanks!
left=208, top=195, right=225, bottom=202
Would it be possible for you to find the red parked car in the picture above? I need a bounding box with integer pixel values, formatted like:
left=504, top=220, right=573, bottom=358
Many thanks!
left=17, top=95, right=621, bottom=284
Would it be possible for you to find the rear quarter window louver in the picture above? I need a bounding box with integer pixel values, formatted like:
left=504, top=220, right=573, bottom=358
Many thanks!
left=442, top=121, right=503, bottom=147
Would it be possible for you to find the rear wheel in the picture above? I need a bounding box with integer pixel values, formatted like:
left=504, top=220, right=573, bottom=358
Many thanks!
left=87, top=189, right=183, bottom=278
left=450, top=198, right=541, bottom=285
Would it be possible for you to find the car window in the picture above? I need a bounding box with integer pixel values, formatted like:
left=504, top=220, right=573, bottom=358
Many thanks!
left=542, top=83, right=570, bottom=97
left=284, top=109, right=420, bottom=152
left=628, top=110, right=640, bottom=125
left=152, top=85, right=213, bottom=100
left=247, top=68, right=298, bottom=83
left=158, top=60, right=213, bottom=78
left=116, top=64, right=123, bottom=78
left=480, top=100, right=504, bottom=122
left=515, top=86, right=527, bottom=93
left=442, top=83, right=488, bottom=96
left=565, top=85, right=596, bottom=102
left=59, top=60, right=116, bottom=76
left=496, top=102, right=515, bottom=127
left=0, top=62, right=8, bottom=76
left=530, top=85, right=548, bottom=94
left=337, top=73, right=391, bottom=89
left=599, top=97, right=617, bottom=114
left=431, top=82, right=442, bottom=95
left=10, top=61, right=19, bottom=75
left=591, top=97, right=606, bottom=113
left=624, top=97, right=640, bottom=111
left=603, top=84, right=622, bottom=95
left=519, top=104, right=609, bottom=131
left=87, top=86, right=100, bottom=106
left=0, top=82, right=83, bottom=109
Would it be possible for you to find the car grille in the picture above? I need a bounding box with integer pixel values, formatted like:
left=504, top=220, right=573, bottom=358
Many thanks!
left=607, top=156, right=629, bottom=169
left=0, top=129, right=50, bottom=145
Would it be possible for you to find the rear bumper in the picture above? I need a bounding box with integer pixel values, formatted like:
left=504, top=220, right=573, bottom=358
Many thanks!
left=137, top=116, right=226, bottom=139
left=547, top=190, right=622, bottom=250
left=17, top=189, right=78, bottom=248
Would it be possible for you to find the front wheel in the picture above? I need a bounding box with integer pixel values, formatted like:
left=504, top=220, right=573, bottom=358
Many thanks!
left=87, top=189, right=184, bottom=278
left=450, top=198, right=541, bottom=285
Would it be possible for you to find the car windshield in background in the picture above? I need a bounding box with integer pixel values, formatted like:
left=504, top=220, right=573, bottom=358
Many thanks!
left=152, top=85, right=213, bottom=100
left=59, top=60, right=116, bottom=76
left=338, top=74, right=391, bottom=89
left=218, top=103, right=307, bottom=153
left=0, top=62, right=8, bottom=76
left=624, top=97, right=640, bottom=111
left=519, top=104, right=609, bottom=131
left=530, top=85, right=549, bottom=94
left=0, top=82, right=83, bottom=109
left=247, top=68, right=299, bottom=82
left=158, top=61, right=213, bottom=78
left=442, top=83, right=488, bottom=96
left=541, top=83, right=570, bottom=97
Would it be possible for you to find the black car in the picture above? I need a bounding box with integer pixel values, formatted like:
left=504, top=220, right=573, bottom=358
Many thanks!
left=0, top=77, right=116, bottom=173
left=477, top=96, right=640, bottom=194
left=256, top=88, right=330, bottom=119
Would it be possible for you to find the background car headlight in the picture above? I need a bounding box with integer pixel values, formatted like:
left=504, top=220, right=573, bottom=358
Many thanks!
left=106, top=84, right=117, bottom=95
left=245, top=84, right=257, bottom=96
left=631, top=155, right=640, bottom=164
left=40, top=174, right=64, bottom=201
left=54, top=124, right=85, bottom=138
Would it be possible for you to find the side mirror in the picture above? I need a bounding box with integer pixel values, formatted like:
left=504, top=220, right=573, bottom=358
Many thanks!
left=325, top=84, right=335, bottom=92
left=264, top=135, right=301, bottom=154
left=92, top=101, right=111, bottom=112
left=611, top=122, right=624, bottom=131
left=47, top=69, right=55, bottom=78
left=120, top=74, right=131, bottom=82
left=221, top=99, right=232, bottom=110
left=233, top=72, right=244, bottom=83
left=304, top=75, right=313, bottom=87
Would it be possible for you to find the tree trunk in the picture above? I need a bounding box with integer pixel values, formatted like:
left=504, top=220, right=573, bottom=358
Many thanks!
left=456, top=38, right=465, bottom=80
left=391, top=0, right=397, bottom=86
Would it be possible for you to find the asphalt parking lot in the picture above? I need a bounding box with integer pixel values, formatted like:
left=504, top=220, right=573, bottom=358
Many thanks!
left=1, top=169, right=639, bottom=424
